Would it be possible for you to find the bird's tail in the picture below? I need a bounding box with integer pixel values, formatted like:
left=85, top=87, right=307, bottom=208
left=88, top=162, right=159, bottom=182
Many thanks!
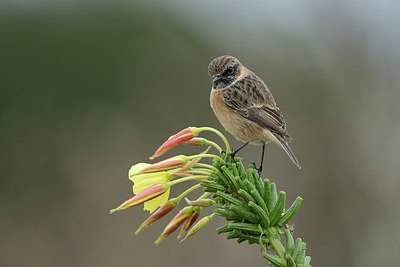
left=277, top=139, right=301, bottom=169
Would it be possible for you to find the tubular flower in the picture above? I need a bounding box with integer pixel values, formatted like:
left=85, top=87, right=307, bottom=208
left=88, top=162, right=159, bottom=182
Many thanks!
left=181, top=213, right=215, bottom=242
left=110, top=183, right=168, bottom=214
left=130, top=171, right=173, bottom=213
left=178, top=206, right=201, bottom=239
left=155, top=206, right=194, bottom=245
left=184, top=137, right=208, bottom=147
left=135, top=198, right=179, bottom=235
left=141, top=155, right=189, bottom=173
left=150, top=127, right=201, bottom=159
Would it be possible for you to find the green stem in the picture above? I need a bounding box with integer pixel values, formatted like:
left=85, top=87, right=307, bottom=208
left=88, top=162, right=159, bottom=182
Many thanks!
left=169, top=175, right=209, bottom=186
left=187, top=169, right=214, bottom=176
left=188, top=154, right=225, bottom=162
left=194, top=163, right=218, bottom=171
left=198, top=127, right=231, bottom=153
left=198, top=192, right=211, bottom=199
left=205, top=140, right=223, bottom=153
left=175, top=184, right=202, bottom=202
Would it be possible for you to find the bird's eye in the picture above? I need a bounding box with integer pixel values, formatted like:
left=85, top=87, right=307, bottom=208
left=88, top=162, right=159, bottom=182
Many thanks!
left=226, top=66, right=235, bottom=75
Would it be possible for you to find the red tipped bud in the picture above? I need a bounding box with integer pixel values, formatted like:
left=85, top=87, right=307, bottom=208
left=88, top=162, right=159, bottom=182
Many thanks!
left=154, top=207, right=193, bottom=245
left=110, top=183, right=168, bottom=214
left=184, top=137, right=208, bottom=147
left=135, top=198, right=179, bottom=235
left=141, top=156, right=189, bottom=173
left=150, top=127, right=200, bottom=159
left=178, top=207, right=201, bottom=239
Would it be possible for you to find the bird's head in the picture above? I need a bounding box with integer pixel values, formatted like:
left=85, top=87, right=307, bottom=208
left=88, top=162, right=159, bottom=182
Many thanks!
left=208, top=55, right=242, bottom=90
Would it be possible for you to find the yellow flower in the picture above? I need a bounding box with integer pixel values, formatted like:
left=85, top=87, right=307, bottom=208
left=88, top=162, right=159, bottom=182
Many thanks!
left=129, top=164, right=173, bottom=213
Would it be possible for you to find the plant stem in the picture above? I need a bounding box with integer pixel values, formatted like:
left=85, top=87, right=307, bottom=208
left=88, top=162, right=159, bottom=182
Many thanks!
left=188, top=154, right=225, bottom=162
left=194, top=163, right=218, bottom=171
left=175, top=184, right=202, bottom=202
left=169, top=175, right=209, bottom=186
left=198, top=127, right=231, bottom=153
left=205, top=140, right=223, bottom=153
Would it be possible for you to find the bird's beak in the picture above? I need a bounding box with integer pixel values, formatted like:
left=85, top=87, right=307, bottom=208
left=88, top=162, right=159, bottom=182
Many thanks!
left=212, top=76, right=221, bottom=84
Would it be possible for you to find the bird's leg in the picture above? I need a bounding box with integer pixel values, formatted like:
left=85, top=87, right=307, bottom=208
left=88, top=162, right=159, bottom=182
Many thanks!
left=256, top=143, right=266, bottom=175
left=231, top=142, right=250, bottom=158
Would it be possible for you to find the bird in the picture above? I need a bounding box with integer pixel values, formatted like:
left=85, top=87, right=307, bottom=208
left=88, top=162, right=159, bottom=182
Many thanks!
left=208, top=55, right=301, bottom=173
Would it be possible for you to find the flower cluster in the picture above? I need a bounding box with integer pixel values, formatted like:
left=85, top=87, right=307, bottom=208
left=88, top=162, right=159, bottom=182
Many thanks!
left=110, top=126, right=311, bottom=267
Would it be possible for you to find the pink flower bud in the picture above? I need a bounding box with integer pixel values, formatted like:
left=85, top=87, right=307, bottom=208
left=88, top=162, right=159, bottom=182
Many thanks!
left=184, top=137, right=208, bottom=147
left=154, top=207, right=193, bottom=245
left=150, top=127, right=200, bottom=160
left=135, top=198, right=178, bottom=235
left=142, top=156, right=189, bottom=173
left=181, top=213, right=215, bottom=242
left=178, top=207, right=201, bottom=239
left=110, top=183, right=168, bottom=214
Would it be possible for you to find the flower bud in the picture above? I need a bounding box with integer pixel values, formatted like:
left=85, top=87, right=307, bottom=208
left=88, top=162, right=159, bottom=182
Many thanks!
left=135, top=198, right=179, bottom=235
left=181, top=213, right=215, bottom=242
left=141, top=156, right=189, bottom=173
left=110, top=183, right=168, bottom=214
left=185, top=198, right=215, bottom=207
left=178, top=207, right=201, bottom=239
left=154, top=207, right=193, bottom=245
left=150, top=127, right=200, bottom=159
left=184, top=137, right=208, bottom=147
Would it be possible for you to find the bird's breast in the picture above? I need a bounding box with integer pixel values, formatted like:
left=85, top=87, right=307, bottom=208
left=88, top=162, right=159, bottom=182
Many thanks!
left=210, top=89, right=272, bottom=143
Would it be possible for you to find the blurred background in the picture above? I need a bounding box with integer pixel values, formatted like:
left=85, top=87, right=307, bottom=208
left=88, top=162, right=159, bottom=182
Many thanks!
left=1, top=0, right=400, bottom=266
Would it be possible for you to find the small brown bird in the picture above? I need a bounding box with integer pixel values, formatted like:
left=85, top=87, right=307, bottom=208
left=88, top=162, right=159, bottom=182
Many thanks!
left=209, top=55, right=301, bottom=172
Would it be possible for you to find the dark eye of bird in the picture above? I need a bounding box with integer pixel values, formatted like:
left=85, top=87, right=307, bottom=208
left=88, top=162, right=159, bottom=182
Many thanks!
left=226, top=66, right=235, bottom=75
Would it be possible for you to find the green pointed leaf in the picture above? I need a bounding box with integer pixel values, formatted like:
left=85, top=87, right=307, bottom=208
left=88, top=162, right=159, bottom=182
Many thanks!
left=303, top=256, right=312, bottom=267
left=235, top=232, right=269, bottom=245
left=227, top=222, right=263, bottom=235
left=215, top=208, right=242, bottom=221
left=229, top=204, right=259, bottom=224
left=277, top=197, right=303, bottom=227
left=268, top=182, right=278, bottom=211
left=238, top=189, right=256, bottom=204
left=221, top=165, right=237, bottom=191
left=235, top=160, right=246, bottom=177
left=248, top=201, right=270, bottom=228
left=214, top=170, right=230, bottom=187
left=284, top=229, right=295, bottom=255
left=215, top=191, right=243, bottom=206
left=286, top=254, right=296, bottom=267
left=263, top=253, right=286, bottom=267
left=264, top=179, right=270, bottom=206
left=270, top=192, right=286, bottom=226
left=250, top=189, right=269, bottom=214
left=231, top=163, right=240, bottom=177
left=200, top=182, right=226, bottom=192
left=291, top=238, right=303, bottom=263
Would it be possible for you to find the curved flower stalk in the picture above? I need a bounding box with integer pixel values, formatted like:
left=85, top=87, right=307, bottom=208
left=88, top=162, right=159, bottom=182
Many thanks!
left=110, top=126, right=311, bottom=267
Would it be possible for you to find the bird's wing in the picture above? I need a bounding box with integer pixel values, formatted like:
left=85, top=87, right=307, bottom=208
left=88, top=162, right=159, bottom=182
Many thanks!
left=222, top=74, right=291, bottom=139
